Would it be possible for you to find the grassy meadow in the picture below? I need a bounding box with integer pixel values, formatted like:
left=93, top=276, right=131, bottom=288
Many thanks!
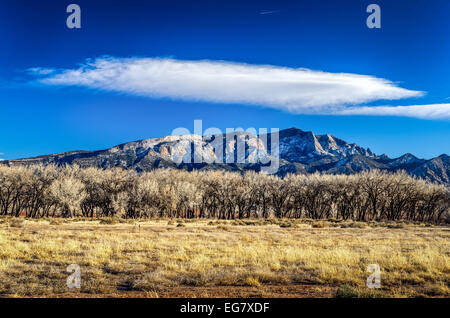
left=0, top=217, right=448, bottom=298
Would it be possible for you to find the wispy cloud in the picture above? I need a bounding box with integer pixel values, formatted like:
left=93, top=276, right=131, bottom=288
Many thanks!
left=29, top=56, right=425, bottom=115
left=27, top=67, right=55, bottom=75
left=259, top=10, right=281, bottom=15
left=332, top=104, right=450, bottom=120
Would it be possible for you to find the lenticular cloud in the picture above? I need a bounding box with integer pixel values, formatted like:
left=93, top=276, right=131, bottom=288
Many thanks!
left=30, top=56, right=423, bottom=113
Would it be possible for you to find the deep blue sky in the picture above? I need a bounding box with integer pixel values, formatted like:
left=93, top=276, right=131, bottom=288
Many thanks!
left=0, top=0, right=449, bottom=160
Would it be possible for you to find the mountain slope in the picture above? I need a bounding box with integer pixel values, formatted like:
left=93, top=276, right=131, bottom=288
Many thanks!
left=409, top=154, right=450, bottom=185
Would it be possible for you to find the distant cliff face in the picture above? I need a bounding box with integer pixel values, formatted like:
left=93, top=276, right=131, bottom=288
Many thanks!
left=2, top=128, right=449, bottom=185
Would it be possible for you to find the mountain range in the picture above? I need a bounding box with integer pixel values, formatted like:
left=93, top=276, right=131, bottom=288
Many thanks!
left=2, top=128, right=449, bottom=185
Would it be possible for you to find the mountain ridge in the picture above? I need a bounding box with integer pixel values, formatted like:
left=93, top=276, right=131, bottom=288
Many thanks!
left=2, top=128, right=449, bottom=186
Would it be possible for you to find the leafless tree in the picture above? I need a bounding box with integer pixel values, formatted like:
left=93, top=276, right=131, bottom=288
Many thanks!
left=0, top=165, right=448, bottom=223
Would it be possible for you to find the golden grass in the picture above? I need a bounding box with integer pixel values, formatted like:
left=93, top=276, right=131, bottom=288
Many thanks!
left=0, top=217, right=448, bottom=298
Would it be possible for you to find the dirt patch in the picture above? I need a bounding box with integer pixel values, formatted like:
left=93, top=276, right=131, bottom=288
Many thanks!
left=36, top=284, right=337, bottom=298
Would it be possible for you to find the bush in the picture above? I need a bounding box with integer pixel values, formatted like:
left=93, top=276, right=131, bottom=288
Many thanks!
left=49, top=219, right=62, bottom=225
left=216, top=225, right=229, bottom=231
left=243, top=277, right=261, bottom=287
left=386, top=223, right=405, bottom=229
left=341, top=222, right=367, bottom=228
left=99, top=218, right=118, bottom=225
left=9, top=219, right=24, bottom=228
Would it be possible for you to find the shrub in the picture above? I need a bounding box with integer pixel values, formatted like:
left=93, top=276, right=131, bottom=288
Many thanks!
left=9, top=219, right=24, bottom=228
left=387, top=223, right=405, bottom=229
left=49, top=219, right=62, bottom=225
left=99, top=218, right=118, bottom=225
left=216, top=225, right=229, bottom=231
left=342, top=222, right=367, bottom=228
left=243, top=277, right=261, bottom=287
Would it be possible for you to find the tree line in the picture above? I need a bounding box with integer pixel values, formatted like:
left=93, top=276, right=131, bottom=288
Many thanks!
left=0, top=165, right=448, bottom=222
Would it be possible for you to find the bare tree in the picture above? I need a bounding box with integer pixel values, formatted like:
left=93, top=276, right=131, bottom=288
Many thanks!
left=0, top=165, right=448, bottom=223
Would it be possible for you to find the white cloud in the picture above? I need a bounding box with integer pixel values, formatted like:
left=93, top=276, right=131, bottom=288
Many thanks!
left=332, top=104, right=450, bottom=120
left=27, top=67, right=55, bottom=75
left=30, top=56, right=423, bottom=113
left=260, top=10, right=281, bottom=15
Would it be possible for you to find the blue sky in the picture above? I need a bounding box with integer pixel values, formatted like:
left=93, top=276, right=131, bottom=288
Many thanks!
left=0, top=0, right=449, bottom=160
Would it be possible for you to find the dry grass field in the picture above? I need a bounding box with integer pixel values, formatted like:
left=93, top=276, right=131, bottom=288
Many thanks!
left=0, top=217, right=448, bottom=298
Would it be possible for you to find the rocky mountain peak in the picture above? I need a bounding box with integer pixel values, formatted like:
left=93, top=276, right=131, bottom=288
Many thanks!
left=2, top=128, right=448, bottom=186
